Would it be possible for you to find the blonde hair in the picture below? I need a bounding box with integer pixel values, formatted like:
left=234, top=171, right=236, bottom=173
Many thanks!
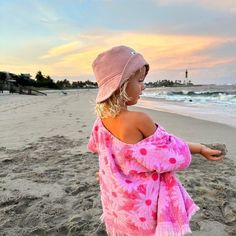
left=96, top=66, right=146, bottom=118
left=96, top=80, right=130, bottom=118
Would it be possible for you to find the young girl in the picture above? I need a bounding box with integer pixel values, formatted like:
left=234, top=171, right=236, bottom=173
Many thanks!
left=87, top=45, right=223, bottom=236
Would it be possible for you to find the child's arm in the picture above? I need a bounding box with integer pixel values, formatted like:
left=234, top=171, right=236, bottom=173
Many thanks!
left=130, top=112, right=191, bottom=173
left=188, top=142, right=224, bottom=161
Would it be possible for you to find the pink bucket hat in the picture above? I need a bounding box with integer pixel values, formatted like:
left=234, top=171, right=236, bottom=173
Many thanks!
left=92, top=45, right=149, bottom=103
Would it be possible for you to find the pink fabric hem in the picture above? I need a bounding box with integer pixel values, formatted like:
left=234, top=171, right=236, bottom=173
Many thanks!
left=106, top=223, right=192, bottom=236
left=155, top=223, right=192, bottom=236
left=104, top=218, right=155, bottom=236
left=187, top=204, right=200, bottom=221
left=101, top=204, right=200, bottom=236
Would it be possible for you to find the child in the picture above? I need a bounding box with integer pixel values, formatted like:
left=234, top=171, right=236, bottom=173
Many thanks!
left=87, top=45, right=224, bottom=236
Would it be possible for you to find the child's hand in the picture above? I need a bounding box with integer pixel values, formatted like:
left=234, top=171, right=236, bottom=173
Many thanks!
left=200, top=145, right=224, bottom=161
left=95, top=171, right=100, bottom=183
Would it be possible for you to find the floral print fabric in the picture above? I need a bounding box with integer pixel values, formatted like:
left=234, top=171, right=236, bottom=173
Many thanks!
left=87, top=118, right=199, bottom=236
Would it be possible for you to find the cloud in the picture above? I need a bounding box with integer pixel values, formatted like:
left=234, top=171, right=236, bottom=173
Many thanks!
left=1, top=30, right=235, bottom=83
left=32, top=1, right=61, bottom=23
left=41, top=41, right=84, bottom=59
left=157, top=0, right=236, bottom=13
left=36, top=32, right=233, bottom=78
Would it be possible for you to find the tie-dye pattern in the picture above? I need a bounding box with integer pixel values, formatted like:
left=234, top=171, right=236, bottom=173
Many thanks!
left=87, top=118, right=199, bottom=236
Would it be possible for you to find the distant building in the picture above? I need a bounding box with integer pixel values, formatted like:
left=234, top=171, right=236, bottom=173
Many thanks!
left=0, top=71, right=17, bottom=92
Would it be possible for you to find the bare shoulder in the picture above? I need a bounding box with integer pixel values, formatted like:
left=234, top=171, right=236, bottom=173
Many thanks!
left=102, top=111, right=156, bottom=143
left=129, top=111, right=157, bottom=138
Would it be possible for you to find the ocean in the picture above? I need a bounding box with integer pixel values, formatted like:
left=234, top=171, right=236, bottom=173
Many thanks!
left=1, top=85, right=236, bottom=128
left=138, top=85, right=236, bottom=128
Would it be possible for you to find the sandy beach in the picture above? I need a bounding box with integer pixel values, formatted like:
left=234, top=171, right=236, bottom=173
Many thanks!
left=0, top=90, right=235, bottom=236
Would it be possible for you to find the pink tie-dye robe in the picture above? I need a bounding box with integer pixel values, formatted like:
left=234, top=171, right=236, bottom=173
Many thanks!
left=87, top=118, right=199, bottom=236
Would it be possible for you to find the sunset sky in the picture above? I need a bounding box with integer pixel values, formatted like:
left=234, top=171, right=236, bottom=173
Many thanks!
left=1, top=0, right=236, bottom=84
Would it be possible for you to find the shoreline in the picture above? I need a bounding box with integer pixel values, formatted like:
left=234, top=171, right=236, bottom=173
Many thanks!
left=137, top=96, right=236, bottom=129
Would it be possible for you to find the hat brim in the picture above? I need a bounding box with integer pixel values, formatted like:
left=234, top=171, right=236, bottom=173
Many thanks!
left=96, top=53, right=149, bottom=103
left=96, top=73, right=121, bottom=103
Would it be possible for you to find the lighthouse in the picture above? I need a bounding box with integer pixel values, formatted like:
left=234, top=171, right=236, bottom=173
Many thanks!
left=185, top=69, right=188, bottom=79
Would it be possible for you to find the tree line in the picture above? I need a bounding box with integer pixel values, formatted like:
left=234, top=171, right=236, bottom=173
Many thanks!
left=0, top=71, right=97, bottom=89
left=0, top=71, right=194, bottom=90
left=145, top=79, right=193, bottom=87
